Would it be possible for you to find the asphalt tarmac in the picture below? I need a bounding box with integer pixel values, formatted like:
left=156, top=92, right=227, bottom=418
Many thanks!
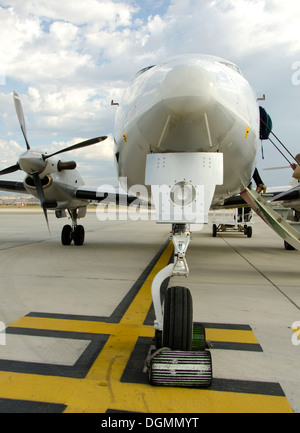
left=0, top=208, right=299, bottom=413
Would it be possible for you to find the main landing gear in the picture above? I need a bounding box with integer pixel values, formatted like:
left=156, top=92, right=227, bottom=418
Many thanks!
left=147, top=224, right=213, bottom=388
left=61, top=209, right=85, bottom=246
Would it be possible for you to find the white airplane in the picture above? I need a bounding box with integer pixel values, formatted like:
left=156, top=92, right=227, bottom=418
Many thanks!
left=115, top=55, right=258, bottom=204
left=0, top=56, right=260, bottom=242
left=0, top=54, right=299, bottom=387
left=0, top=92, right=109, bottom=244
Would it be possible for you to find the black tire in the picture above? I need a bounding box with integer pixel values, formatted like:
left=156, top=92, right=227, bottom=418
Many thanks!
left=155, top=330, right=162, bottom=349
left=74, top=225, right=85, bottom=246
left=212, top=224, right=217, bottom=237
left=162, top=286, right=193, bottom=351
left=246, top=226, right=252, bottom=238
left=61, top=225, right=72, bottom=246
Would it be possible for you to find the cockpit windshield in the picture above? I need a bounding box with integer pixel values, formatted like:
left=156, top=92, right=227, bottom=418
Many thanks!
left=134, top=65, right=156, bottom=80
left=220, top=61, right=242, bottom=75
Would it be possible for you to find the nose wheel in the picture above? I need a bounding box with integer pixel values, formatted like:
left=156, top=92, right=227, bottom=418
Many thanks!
left=162, top=286, right=193, bottom=351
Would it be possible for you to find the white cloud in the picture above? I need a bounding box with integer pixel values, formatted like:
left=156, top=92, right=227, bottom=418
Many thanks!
left=223, top=0, right=300, bottom=55
left=0, top=8, right=41, bottom=69
left=163, top=0, right=300, bottom=56
left=1, top=0, right=137, bottom=28
left=0, top=0, right=300, bottom=187
left=49, top=21, right=79, bottom=46
left=0, top=139, right=23, bottom=167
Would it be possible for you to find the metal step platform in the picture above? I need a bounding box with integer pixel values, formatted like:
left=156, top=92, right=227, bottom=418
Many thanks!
left=241, top=187, right=300, bottom=251
left=148, top=349, right=213, bottom=388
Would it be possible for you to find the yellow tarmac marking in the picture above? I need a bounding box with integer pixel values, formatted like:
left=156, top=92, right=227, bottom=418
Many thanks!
left=11, top=317, right=258, bottom=345
left=11, top=316, right=154, bottom=339
left=0, top=370, right=293, bottom=413
left=0, top=240, right=294, bottom=413
left=206, top=328, right=259, bottom=345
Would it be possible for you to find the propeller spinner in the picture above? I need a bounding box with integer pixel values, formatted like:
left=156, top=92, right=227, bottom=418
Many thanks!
left=0, top=91, right=107, bottom=229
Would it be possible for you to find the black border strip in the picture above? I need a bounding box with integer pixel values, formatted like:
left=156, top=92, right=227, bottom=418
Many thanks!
left=211, top=378, right=285, bottom=396
left=210, top=341, right=263, bottom=352
left=0, top=398, right=66, bottom=414
left=2, top=327, right=109, bottom=378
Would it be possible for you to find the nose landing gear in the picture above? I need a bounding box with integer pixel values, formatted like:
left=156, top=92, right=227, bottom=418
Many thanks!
left=147, top=226, right=213, bottom=388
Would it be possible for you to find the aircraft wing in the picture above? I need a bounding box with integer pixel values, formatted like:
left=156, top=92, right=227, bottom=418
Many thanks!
left=0, top=180, right=137, bottom=204
left=222, top=184, right=300, bottom=208
left=0, top=179, right=28, bottom=194
left=269, top=184, right=300, bottom=202
left=222, top=195, right=247, bottom=208
left=75, top=186, right=137, bottom=204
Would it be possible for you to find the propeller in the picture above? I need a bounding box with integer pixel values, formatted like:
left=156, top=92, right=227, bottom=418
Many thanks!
left=32, top=171, right=50, bottom=233
left=0, top=91, right=107, bottom=229
left=13, top=91, right=30, bottom=150
left=43, top=136, right=107, bottom=160
left=0, top=163, right=20, bottom=176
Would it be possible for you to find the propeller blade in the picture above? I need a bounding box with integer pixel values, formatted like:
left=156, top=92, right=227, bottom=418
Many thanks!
left=44, top=136, right=107, bottom=159
left=13, top=91, right=30, bottom=150
left=0, top=163, right=21, bottom=176
left=32, top=172, right=50, bottom=234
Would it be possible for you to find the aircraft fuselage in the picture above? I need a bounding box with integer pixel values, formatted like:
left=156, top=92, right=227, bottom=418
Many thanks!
left=114, top=54, right=259, bottom=205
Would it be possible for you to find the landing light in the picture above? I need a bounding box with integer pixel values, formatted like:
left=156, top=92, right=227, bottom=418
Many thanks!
left=170, top=181, right=196, bottom=207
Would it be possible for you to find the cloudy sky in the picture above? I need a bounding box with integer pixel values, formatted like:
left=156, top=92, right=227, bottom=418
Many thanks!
left=0, top=0, right=300, bottom=189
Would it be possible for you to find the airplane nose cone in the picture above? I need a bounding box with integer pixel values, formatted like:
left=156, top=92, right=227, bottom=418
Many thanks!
left=135, top=62, right=236, bottom=153
left=161, top=65, right=216, bottom=114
